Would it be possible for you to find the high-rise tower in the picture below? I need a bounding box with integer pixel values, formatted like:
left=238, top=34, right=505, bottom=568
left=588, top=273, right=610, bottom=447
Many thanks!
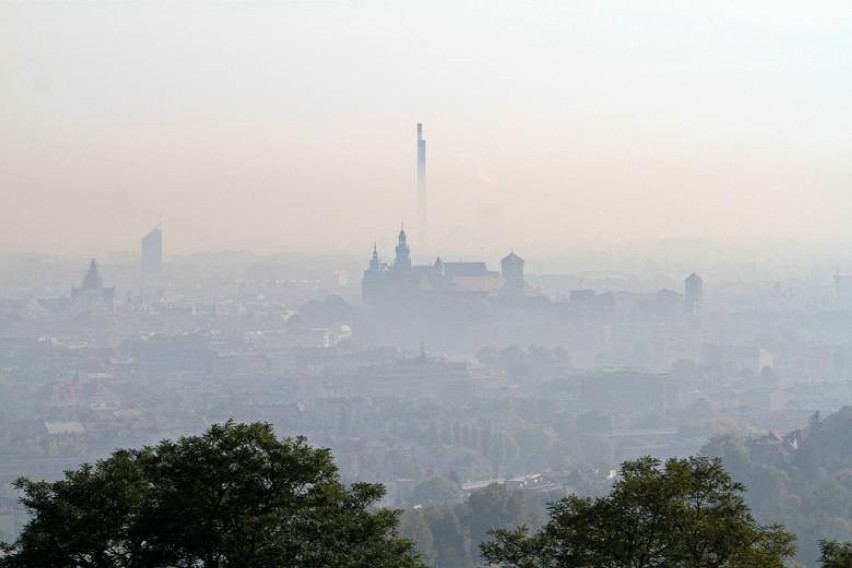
left=141, top=226, right=163, bottom=277
left=416, top=123, right=427, bottom=246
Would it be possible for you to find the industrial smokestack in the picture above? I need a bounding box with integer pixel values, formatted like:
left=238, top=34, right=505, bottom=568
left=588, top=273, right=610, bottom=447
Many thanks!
left=416, top=123, right=427, bottom=246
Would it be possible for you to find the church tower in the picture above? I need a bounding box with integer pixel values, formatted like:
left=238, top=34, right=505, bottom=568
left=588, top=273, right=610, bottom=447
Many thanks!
left=362, top=243, right=385, bottom=305
left=394, top=227, right=411, bottom=269
left=501, top=252, right=524, bottom=294
left=369, top=242, right=381, bottom=271
left=684, top=273, right=703, bottom=315
left=72, top=258, right=115, bottom=310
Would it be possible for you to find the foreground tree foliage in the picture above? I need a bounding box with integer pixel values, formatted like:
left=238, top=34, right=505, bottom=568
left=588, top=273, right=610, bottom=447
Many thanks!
left=0, top=422, right=424, bottom=568
left=820, top=540, right=852, bottom=568
left=481, top=456, right=795, bottom=568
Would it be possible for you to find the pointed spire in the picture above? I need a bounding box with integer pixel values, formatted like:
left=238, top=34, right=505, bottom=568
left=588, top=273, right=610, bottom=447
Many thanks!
left=395, top=225, right=411, bottom=269
left=82, top=258, right=103, bottom=290
left=369, top=242, right=381, bottom=271
left=433, top=255, right=444, bottom=276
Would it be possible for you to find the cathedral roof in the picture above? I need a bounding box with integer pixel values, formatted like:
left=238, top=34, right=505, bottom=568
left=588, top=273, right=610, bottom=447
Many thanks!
left=443, top=262, right=488, bottom=277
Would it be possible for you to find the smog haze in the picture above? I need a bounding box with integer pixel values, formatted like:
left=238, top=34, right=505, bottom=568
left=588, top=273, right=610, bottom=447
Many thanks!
left=3, top=2, right=852, bottom=257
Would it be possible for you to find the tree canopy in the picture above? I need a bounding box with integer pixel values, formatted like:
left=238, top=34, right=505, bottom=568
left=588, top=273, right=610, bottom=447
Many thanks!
left=0, top=421, right=424, bottom=568
left=481, top=456, right=795, bottom=568
left=702, top=406, right=852, bottom=564
left=820, top=540, right=852, bottom=568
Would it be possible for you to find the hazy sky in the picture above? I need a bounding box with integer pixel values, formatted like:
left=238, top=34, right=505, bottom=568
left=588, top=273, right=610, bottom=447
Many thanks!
left=2, top=2, right=852, bottom=257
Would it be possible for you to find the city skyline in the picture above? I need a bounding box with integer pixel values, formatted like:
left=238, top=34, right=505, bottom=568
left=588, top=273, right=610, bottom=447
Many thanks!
left=4, top=5, right=852, bottom=566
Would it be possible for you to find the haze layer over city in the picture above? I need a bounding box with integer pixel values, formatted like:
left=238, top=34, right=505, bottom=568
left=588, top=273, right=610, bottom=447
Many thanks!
left=4, top=2, right=852, bottom=258
left=3, top=3, right=852, bottom=568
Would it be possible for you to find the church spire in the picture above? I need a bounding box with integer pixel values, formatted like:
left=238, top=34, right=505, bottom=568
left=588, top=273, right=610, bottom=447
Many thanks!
left=369, top=242, right=381, bottom=271
left=82, top=258, right=104, bottom=290
left=394, top=225, right=411, bottom=269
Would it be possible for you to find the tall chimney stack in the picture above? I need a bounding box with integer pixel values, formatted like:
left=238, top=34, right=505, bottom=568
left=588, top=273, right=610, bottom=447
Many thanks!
left=416, top=123, right=427, bottom=246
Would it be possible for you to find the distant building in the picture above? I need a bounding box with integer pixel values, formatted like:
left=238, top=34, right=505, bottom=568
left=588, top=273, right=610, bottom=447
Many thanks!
left=684, top=273, right=703, bottom=315
left=649, top=289, right=684, bottom=321
left=501, top=252, right=524, bottom=294
left=570, top=289, right=596, bottom=304
left=141, top=226, right=163, bottom=276
left=362, top=228, right=522, bottom=305
left=71, top=259, right=115, bottom=310
left=394, top=226, right=411, bottom=269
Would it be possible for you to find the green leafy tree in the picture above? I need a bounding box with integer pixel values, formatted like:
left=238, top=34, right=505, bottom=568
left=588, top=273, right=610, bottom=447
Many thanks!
left=820, top=540, right=852, bottom=568
left=481, top=456, right=795, bottom=568
left=0, top=422, right=424, bottom=568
